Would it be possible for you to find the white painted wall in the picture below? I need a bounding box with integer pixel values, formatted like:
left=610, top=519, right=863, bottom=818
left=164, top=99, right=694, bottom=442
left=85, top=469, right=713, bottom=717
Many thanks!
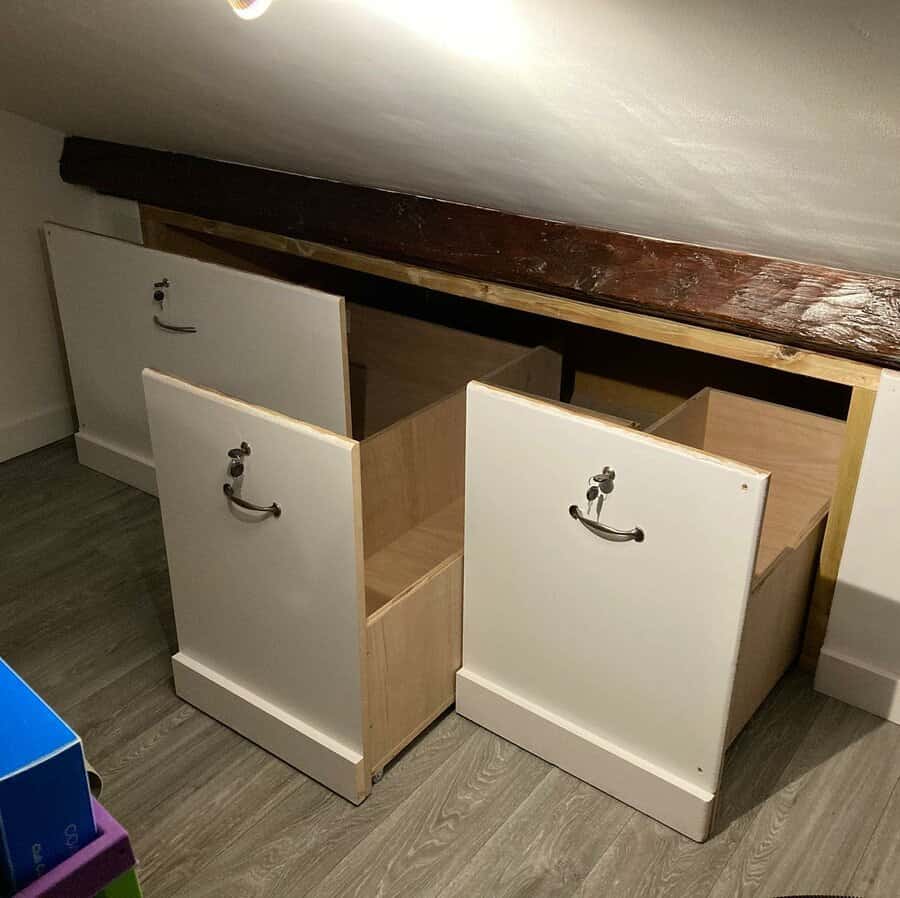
left=816, top=371, right=900, bottom=723
left=2, top=1, right=899, bottom=274
left=0, top=109, right=141, bottom=462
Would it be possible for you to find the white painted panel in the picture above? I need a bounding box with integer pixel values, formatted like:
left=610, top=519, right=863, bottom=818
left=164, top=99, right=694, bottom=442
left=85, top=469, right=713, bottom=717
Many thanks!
left=0, top=110, right=140, bottom=462
left=45, top=223, right=348, bottom=490
left=459, top=383, right=767, bottom=800
left=143, top=370, right=366, bottom=773
left=818, top=370, right=900, bottom=722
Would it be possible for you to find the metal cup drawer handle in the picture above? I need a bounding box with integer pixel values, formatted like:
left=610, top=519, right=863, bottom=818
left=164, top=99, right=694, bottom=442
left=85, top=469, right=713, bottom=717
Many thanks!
left=569, top=467, right=644, bottom=543
left=223, top=442, right=282, bottom=518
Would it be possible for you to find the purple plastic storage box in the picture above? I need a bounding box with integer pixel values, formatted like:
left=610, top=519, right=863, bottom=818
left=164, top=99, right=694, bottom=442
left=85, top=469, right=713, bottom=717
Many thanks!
left=13, top=800, right=135, bottom=898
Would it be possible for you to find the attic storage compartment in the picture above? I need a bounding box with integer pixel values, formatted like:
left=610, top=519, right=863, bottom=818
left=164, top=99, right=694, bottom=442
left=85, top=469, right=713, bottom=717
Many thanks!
left=45, top=218, right=558, bottom=803
left=646, top=388, right=844, bottom=743
left=457, top=374, right=844, bottom=841
left=74, top=206, right=850, bottom=824
left=143, top=334, right=559, bottom=806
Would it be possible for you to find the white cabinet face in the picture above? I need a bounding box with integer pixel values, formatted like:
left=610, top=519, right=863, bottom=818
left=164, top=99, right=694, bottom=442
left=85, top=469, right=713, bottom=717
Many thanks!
left=144, top=369, right=367, bottom=800
left=817, top=370, right=900, bottom=723
left=458, top=382, right=768, bottom=840
left=46, top=223, right=349, bottom=492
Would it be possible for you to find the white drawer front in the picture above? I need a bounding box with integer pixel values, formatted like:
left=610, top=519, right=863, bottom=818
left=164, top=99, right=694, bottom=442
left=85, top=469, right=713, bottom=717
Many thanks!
left=46, top=223, right=349, bottom=491
left=143, top=369, right=366, bottom=799
left=459, top=382, right=768, bottom=834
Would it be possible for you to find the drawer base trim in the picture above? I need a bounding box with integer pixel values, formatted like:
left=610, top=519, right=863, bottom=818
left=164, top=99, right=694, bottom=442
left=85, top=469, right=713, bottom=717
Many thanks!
left=173, top=652, right=369, bottom=803
left=815, top=648, right=900, bottom=724
left=456, top=668, right=715, bottom=841
left=75, top=431, right=157, bottom=495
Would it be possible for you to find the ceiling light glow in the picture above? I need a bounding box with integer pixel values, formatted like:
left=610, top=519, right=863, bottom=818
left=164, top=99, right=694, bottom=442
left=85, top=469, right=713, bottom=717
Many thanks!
left=227, top=0, right=274, bottom=20
left=362, top=0, right=524, bottom=61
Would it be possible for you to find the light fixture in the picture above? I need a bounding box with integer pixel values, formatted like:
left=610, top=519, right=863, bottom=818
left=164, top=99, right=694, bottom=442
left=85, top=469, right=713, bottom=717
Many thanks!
left=227, top=0, right=274, bottom=20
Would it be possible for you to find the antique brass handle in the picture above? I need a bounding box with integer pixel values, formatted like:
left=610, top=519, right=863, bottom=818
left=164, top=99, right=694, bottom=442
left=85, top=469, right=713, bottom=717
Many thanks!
left=568, top=467, right=644, bottom=543
left=569, top=504, right=643, bottom=542
left=223, top=483, right=282, bottom=518
left=152, top=277, right=197, bottom=333
left=223, top=442, right=281, bottom=517
left=153, top=314, right=197, bottom=334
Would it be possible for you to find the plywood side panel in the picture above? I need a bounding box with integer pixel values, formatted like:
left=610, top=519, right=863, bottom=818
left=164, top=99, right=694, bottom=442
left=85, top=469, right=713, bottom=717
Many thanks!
left=703, top=391, right=843, bottom=574
left=480, top=346, right=562, bottom=401
left=366, top=556, right=463, bottom=773
left=571, top=372, right=687, bottom=428
left=726, top=517, right=826, bottom=744
left=364, top=498, right=464, bottom=616
left=648, top=388, right=843, bottom=576
left=645, top=389, right=711, bottom=448
left=703, top=391, right=844, bottom=504
left=347, top=303, right=524, bottom=435
left=360, top=392, right=466, bottom=559
left=361, top=345, right=559, bottom=561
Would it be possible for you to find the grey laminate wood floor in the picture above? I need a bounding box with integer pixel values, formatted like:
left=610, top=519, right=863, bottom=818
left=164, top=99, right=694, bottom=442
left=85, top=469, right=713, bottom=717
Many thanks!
left=2, top=439, right=898, bottom=898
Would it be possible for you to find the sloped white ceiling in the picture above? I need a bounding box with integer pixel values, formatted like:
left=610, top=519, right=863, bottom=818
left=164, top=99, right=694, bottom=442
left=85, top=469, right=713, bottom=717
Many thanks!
left=3, top=0, right=899, bottom=274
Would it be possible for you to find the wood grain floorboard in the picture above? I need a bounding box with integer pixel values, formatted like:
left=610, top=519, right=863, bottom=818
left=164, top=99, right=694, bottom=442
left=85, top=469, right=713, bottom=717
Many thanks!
left=707, top=695, right=900, bottom=898
left=576, top=668, right=827, bottom=898
left=850, top=778, right=900, bottom=898
left=174, top=712, right=479, bottom=898
left=1, top=439, right=898, bottom=898
left=98, top=703, right=243, bottom=821
left=305, top=727, right=550, bottom=898
left=61, top=651, right=175, bottom=735
left=130, top=741, right=304, bottom=897
left=436, top=768, right=634, bottom=898
left=74, top=666, right=184, bottom=767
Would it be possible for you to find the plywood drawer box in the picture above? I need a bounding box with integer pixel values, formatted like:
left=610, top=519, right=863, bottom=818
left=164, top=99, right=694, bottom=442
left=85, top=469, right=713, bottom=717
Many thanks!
left=457, top=383, right=844, bottom=840
left=142, top=307, right=561, bottom=803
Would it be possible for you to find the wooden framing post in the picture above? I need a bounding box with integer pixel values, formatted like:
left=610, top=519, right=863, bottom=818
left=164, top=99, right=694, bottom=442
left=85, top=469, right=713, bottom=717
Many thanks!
left=800, top=385, right=878, bottom=670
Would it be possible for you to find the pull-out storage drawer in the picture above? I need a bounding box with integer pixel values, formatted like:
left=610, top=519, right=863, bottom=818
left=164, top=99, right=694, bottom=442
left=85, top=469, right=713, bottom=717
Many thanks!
left=142, top=304, right=561, bottom=803
left=457, top=382, right=844, bottom=840
left=45, top=223, right=351, bottom=493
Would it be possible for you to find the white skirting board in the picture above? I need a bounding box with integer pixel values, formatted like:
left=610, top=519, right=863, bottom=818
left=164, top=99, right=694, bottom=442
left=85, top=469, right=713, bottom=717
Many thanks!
left=816, top=370, right=900, bottom=722
left=0, top=403, right=74, bottom=463
left=456, top=669, right=716, bottom=842
left=173, top=653, right=368, bottom=803
left=74, top=431, right=157, bottom=495
left=815, top=649, right=900, bottom=724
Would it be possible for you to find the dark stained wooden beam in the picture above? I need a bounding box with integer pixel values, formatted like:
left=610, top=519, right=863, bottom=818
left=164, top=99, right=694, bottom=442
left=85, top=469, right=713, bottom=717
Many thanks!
left=61, top=136, right=900, bottom=368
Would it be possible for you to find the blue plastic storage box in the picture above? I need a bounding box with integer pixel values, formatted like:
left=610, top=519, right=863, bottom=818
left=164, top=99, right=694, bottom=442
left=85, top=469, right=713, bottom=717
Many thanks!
left=0, top=659, right=96, bottom=895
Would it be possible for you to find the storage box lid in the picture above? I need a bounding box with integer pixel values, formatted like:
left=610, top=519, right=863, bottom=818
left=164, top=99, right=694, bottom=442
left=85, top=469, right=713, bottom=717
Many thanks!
left=0, top=659, right=79, bottom=781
